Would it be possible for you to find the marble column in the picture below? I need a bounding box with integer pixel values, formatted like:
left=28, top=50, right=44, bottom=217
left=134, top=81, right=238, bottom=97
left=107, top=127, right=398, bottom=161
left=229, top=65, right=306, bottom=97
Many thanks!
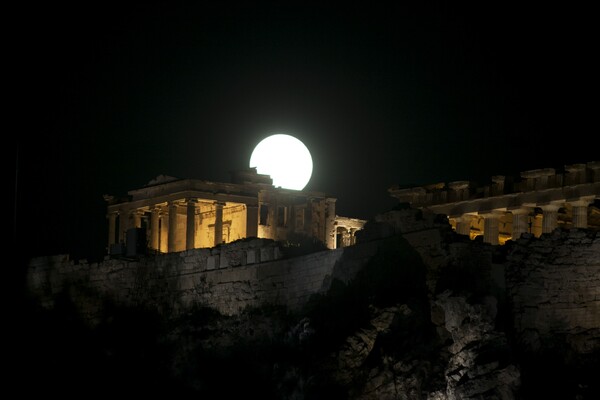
left=159, top=211, right=168, bottom=253
left=168, top=202, right=179, bottom=253
left=565, top=163, right=587, bottom=185
left=214, top=202, right=224, bottom=246
left=454, top=214, right=474, bottom=236
left=540, top=203, right=561, bottom=234
left=132, top=210, right=143, bottom=229
left=510, top=208, right=531, bottom=240
left=150, top=207, right=160, bottom=251
left=481, top=212, right=502, bottom=245
left=570, top=196, right=594, bottom=228
left=349, top=228, right=356, bottom=246
left=491, top=175, right=505, bottom=196
left=186, top=199, right=197, bottom=250
left=588, top=161, right=600, bottom=182
left=448, top=181, right=470, bottom=202
left=325, top=198, right=337, bottom=249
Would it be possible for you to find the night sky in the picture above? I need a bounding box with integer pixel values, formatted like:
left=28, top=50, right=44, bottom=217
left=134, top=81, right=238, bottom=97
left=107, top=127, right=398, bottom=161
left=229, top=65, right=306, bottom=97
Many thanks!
left=15, top=3, right=598, bottom=261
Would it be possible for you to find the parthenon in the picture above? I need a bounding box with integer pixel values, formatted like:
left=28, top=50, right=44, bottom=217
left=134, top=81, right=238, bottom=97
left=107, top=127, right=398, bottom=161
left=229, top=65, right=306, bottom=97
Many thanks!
left=389, top=161, right=600, bottom=245
left=104, top=168, right=366, bottom=256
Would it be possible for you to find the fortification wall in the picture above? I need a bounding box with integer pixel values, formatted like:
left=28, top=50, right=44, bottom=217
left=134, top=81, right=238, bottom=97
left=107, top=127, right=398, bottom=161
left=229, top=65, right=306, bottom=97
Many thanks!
left=505, top=229, right=600, bottom=355
left=26, top=208, right=600, bottom=362
left=26, top=237, right=382, bottom=322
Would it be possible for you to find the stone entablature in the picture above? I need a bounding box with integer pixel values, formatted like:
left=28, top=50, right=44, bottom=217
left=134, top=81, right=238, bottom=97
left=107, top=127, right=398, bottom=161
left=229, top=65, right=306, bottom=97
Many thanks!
left=388, top=161, right=600, bottom=244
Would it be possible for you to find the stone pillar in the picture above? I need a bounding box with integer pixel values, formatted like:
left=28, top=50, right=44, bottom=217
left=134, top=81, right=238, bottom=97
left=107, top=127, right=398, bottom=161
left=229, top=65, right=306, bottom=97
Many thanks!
left=325, top=198, right=337, bottom=249
left=107, top=212, right=118, bottom=247
left=349, top=228, right=357, bottom=246
left=159, top=211, right=168, bottom=253
left=342, top=229, right=351, bottom=247
left=587, top=161, right=600, bottom=182
left=150, top=207, right=160, bottom=250
left=186, top=198, right=197, bottom=250
left=510, top=207, right=530, bottom=240
left=569, top=197, right=594, bottom=228
left=150, top=207, right=160, bottom=251
left=572, top=205, right=588, bottom=229
left=520, top=168, right=556, bottom=191
left=168, top=202, right=179, bottom=253
left=245, top=204, right=258, bottom=238
left=214, top=202, right=224, bottom=246
left=539, top=203, right=561, bottom=234
left=132, top=210, right=143, bottom=229
left=481, top=212, right=502, bottom=245
left=565, top=163, right=587, bottom=185
left=118, top=210, right=129, bottom=244
left=448, top=181, right=470, bottom=202
left=491, top=175, right=505, bottom=196
left=454, top=214, right=474, bottom=236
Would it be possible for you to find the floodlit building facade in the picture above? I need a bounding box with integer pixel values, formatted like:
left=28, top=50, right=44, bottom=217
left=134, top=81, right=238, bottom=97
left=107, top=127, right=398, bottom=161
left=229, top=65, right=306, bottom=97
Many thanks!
left=104, top=168, right=365, bottom=256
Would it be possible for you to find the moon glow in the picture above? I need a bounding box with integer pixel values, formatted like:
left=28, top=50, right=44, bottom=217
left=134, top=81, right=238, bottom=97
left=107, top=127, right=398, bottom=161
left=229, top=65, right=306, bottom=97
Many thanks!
left=249, top=134, right=313, bottom=190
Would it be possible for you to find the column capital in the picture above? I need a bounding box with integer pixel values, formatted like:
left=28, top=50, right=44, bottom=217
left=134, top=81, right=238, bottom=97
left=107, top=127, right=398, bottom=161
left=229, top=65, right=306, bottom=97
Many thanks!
left=453, top=214, right=475, bottom=222
left=568, top=196, right=596, bottom=208
left=565, top=163, right=586, bottom=173
left=538, top=201, right=563, bottom=212
left=479, top=210, right=505, bottom=218
left=508, top=206, right=532, bottom=215
left=448, top=180, right=470, bottom=191
left=520, top=168, right=556, bottom=179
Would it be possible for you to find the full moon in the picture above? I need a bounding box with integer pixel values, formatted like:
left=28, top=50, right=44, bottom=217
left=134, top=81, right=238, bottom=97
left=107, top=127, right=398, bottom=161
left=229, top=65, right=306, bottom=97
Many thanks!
left=249, top=134, right=313, bottom=190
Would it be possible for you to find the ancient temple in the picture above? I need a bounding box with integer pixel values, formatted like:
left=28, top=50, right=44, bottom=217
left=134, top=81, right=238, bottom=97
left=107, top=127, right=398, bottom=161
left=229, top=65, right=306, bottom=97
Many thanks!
left=389, top=161, right=600, bottom=245
left=104, top=168, right=365, bottom=256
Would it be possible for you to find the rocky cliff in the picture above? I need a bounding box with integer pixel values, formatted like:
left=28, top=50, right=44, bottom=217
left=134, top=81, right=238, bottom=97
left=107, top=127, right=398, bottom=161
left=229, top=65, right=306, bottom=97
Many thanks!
left=17, top=209, right=599, bottom=399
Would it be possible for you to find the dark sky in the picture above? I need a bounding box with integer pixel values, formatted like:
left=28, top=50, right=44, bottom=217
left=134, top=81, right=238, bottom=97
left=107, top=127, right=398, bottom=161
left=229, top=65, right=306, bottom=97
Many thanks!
left=15, top=3, right=598, bottom=260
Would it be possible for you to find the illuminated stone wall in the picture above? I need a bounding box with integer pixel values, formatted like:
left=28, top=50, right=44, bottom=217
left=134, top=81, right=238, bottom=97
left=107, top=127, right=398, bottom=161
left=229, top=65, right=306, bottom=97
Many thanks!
left=27, top=238, right=380, bottom=321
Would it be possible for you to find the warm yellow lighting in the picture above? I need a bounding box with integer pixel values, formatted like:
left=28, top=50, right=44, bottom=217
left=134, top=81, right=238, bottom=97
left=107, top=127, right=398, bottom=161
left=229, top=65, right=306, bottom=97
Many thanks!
left=250, top=134, right=313, bottom=190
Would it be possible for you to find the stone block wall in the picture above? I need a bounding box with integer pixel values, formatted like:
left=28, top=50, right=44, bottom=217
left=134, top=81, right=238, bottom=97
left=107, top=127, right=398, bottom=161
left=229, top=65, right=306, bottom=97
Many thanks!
left=27, top=238, right=365, bottom=322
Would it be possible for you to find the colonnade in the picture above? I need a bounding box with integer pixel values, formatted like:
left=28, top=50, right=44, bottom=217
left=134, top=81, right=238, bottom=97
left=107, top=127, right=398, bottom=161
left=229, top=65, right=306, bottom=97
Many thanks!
left=448, top=196, right=596, bottom=245
left=390, top=162, right=600, bottom=246
left=104, top=173, right=342, bottom=256
left=107, top=199, right=253, bottom=254
left=334, top=216, right=367, bottom=248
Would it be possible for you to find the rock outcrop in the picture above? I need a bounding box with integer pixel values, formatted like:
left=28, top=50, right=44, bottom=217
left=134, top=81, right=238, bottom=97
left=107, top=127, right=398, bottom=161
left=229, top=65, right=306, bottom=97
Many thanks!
left=19, top=209, right=600, bottom=398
